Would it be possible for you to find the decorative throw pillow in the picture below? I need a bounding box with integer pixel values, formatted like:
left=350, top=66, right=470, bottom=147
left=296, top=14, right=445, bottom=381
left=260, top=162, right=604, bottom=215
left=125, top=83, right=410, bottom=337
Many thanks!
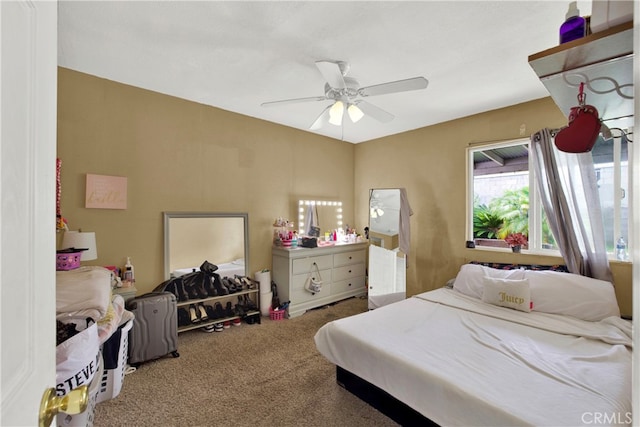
left=481, top=276, right=532, bottom=312
left=453, top=264, right=526, bottom=299
left=524, top=270, right=620, bottom=321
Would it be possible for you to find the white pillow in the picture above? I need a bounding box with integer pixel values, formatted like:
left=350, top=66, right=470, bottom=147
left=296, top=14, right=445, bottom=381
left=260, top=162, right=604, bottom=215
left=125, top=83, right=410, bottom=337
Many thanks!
left=453, top=264, right=526, bottom=299
left=524, top=270, right=620, bottom=321
left=482, top=277, right=532, bottom=312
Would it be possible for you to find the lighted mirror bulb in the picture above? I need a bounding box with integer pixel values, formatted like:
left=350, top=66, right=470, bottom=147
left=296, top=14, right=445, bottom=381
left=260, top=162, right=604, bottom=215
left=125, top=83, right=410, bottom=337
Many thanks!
left=329, top=101, right=344, bottom=126
left=347, top=104, right=364, bottom=123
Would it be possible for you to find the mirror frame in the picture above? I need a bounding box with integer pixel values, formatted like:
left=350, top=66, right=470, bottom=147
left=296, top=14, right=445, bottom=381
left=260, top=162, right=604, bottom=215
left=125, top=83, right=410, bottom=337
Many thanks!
left=163, top=212, right=249, bottom=280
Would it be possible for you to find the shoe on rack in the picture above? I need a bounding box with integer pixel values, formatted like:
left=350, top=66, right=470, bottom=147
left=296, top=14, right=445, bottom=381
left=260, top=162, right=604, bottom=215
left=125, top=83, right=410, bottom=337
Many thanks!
left=233, top=277, right=245, bottom=291
left=212, top=274, right=229, bottom=295
left=241, top=276, right=256, bottom=290
left=232, top=318, right=242, bottom=327
left=194, top=276, right=208, bottom=299
left=235, top=299, right=246, bottom=318
left=200, top=260, right=219, bottom=274
left=177, top=280, right=189, bottom=302
left=214, top=302, right=226, bottom=319
left=177, top=308, right=191, bottom=327
left=205, top=304, right=216, bottom=319
left=185, top=283, right=200, bottom=300
left=197, top=303, right=208, bottom=321
left=223, top=321, right=231, bottom=329
left=222, top=277, right=237, bottom=294
left=243, top=294, right=258, bottom=311
left=203, top=276, right=218, bottom=297
left=225, top=301, right=234, bottom=317
left=189, top=304, right=200, bottom=323
left=214, top=323, right=224, bottom=332
left=201, top=324, right=215, bottom=333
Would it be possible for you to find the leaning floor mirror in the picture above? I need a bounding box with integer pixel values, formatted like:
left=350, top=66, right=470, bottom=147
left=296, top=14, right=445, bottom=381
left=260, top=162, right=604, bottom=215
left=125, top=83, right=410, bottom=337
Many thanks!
left=163, top=212, right=249, bottom=280
left=367, top=189, right=406, bottom=309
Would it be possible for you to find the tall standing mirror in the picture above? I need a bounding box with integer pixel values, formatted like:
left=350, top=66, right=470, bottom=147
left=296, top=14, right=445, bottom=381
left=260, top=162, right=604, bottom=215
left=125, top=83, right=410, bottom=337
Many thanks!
left=164, top=212, right=249, bottom=280
left=367, top=189, right=406, bottom=309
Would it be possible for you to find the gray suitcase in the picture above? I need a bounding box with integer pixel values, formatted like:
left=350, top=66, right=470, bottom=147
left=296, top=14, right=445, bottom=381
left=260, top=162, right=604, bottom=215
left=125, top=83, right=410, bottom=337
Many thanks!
left=126, top=292, right=179, bottom=366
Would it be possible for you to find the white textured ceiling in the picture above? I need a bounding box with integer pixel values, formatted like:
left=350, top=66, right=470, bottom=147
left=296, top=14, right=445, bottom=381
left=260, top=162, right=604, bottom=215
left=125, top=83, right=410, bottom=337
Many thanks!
left=57, top=1, right=592, bottom=143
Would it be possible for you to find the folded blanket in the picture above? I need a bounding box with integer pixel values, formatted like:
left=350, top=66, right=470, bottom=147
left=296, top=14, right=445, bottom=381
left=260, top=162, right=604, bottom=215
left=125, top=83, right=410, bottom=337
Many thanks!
left=56, top=266, right=112, bottom=322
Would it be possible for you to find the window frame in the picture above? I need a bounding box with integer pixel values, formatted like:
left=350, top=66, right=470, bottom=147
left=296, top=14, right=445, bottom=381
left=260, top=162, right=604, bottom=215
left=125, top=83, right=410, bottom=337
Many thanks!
left=466, top=135, right=631, bottom=259
left=466, top=137, right=557, bottom=255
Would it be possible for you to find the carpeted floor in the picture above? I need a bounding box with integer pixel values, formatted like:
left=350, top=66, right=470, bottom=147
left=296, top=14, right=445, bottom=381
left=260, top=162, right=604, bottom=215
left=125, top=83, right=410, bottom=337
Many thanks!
left=93, top=296, right=399, bottom=427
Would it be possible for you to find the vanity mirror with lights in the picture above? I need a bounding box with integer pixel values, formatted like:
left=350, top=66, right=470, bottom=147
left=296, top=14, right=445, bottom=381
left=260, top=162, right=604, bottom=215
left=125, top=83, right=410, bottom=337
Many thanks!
left=367, top=188, right=406, bottom=309
left=297, top=199, right=343, bottom=236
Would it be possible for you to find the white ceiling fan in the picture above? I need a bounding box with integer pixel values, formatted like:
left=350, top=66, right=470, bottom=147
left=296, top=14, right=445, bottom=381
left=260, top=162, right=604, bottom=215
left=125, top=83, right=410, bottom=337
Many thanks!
left=261, top=60, right=429, bottom=130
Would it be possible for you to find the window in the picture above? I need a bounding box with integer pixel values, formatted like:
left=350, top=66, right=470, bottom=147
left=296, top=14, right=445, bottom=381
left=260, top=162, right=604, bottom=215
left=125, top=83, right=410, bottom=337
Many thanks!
left=595, top=131, right=630, bottom=256
left=467, top=134, right=630, bottom=257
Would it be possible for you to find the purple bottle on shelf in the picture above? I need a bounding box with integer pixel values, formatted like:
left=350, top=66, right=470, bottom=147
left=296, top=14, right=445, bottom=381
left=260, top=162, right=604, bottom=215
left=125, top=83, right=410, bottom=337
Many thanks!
left=559, top=1, right=586, bottom=44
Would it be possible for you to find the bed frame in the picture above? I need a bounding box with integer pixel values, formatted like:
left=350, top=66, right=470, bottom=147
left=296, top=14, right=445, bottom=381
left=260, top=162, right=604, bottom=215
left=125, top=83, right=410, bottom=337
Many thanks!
left=336, top=366, right=439, bottom=426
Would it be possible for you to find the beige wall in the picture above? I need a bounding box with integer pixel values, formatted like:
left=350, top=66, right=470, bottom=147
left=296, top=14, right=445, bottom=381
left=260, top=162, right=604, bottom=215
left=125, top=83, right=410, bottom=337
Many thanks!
left=354, top=97, right=632, bottom=317
left=57, top=68, right=632, bottom=316
left=57, top=68, right=356, bottom=292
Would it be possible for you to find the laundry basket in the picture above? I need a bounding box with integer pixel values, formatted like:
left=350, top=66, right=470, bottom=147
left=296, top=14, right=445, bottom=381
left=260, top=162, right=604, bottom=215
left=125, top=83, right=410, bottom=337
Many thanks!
left=269, top=307, right=286, bottom=321
left=57, top=354, right=103, bottom=427
left=97, top=316, right=134, bottom=403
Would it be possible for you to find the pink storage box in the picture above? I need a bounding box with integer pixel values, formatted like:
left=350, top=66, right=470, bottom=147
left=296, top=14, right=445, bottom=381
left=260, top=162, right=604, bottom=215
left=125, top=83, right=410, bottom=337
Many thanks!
left=56, top=252, right=82, bottom=270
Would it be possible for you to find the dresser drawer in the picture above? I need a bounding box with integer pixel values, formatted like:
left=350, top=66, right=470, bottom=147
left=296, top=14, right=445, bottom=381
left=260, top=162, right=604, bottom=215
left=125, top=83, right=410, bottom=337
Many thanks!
left=333, top=250, right=366, bottom=267
left=333, top=263, right=365, bottom=282
left=292, top=254, right=333, bottom=275
left=332, top=276, right=366, bottom=295
left=291, top=272, right=332, bottom=302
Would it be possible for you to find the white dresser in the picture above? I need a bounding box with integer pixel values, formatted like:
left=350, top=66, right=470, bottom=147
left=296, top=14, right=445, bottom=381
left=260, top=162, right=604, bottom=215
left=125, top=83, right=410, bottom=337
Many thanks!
left=272, top=242, right=368, bottom=318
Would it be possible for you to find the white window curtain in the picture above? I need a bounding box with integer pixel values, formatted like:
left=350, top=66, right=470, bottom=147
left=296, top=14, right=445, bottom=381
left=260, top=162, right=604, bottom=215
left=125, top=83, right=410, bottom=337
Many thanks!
left=530, top=128, right=612, bottom=282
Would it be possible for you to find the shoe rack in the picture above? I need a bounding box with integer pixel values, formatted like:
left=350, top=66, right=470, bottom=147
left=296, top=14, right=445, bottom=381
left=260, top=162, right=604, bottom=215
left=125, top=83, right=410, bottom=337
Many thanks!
left=175, top=277, right=261, bottom=333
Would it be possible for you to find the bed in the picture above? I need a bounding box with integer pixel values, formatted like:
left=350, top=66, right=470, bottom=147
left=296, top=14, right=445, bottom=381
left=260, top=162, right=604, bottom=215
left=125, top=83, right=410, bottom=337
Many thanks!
left=314, top=263, right=632, bottom=426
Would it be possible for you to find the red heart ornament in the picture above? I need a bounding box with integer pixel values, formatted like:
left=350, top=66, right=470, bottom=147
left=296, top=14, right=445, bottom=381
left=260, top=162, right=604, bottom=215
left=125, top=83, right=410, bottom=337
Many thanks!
left=555, top=105, right=600, bottom=153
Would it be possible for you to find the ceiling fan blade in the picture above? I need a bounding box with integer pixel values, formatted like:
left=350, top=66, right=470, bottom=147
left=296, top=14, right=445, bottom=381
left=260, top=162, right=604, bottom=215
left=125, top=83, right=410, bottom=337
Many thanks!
left=359, top=77, right=428, bottom=97
left=309, top=105, right=332, bottom=130
left=261, top=96, right=327, bottom=107
left=315, top=60, right=346, bottom=89
left=356, top=100, right=395, bottom=123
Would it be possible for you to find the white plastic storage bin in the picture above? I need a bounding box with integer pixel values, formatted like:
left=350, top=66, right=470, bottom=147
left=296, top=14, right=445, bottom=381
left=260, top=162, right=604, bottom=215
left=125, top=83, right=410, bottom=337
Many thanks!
left=97, top=317, right=134, bottom=403
left=57, top=354, right=103, bottom=427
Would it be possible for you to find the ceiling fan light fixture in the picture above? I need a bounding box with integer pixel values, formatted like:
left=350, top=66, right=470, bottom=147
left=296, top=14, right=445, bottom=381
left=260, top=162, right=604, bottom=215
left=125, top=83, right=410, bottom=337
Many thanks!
left=347, top=103, right=364, bottom=123
left=328, top=100, right=344, bottom=126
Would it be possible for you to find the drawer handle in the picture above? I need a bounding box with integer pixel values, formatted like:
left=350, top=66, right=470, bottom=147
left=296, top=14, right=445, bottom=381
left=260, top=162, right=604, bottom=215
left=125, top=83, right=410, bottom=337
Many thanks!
left=348, top=283, right=352, bottom=287
left=348, top=270, right=351, bottom=273
left=349, top=256, right=352, bottom=260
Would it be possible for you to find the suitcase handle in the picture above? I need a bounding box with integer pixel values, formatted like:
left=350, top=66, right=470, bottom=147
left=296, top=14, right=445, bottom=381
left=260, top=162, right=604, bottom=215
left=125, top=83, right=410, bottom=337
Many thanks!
left=125, top=291, right=175, bottom=310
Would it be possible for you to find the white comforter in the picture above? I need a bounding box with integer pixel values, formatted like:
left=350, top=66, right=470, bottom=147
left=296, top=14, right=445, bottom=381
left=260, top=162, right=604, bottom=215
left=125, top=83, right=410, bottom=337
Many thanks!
left=314, top=288, right=632, bottom=427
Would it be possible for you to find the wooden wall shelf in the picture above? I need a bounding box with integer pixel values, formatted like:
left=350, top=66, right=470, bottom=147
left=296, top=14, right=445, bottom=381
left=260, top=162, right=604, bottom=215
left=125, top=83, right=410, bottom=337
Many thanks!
left=528, top=21, right=634, bottom=129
